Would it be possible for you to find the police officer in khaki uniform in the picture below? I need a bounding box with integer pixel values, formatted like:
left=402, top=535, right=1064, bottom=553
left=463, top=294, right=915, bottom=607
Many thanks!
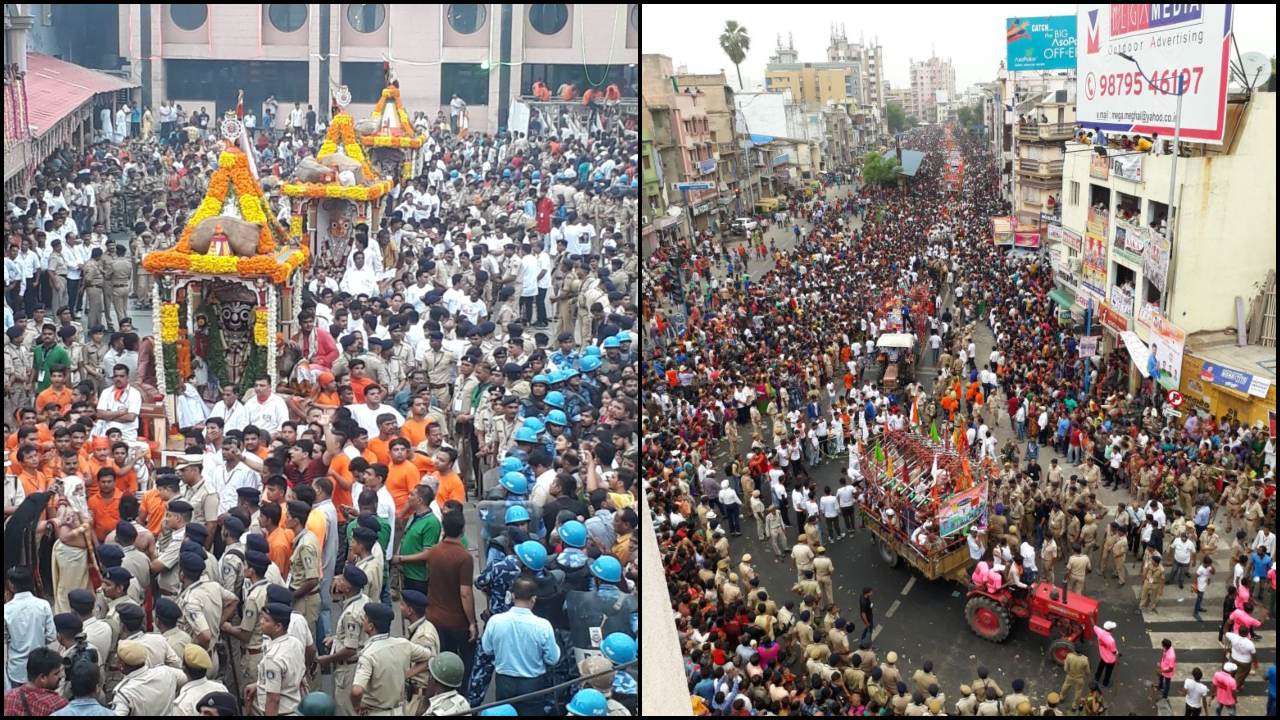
left=1065, top=544, right=1091, bottom=595
left=285, top=500, right=322, bottom=627
left=954, top=684, right=979, bottom=715
left=107, top=244, right=132, bottom=331
left=155, top=597, right=192, bottom=667
left=401, top=589, right=443, bottom=715
left=170, top=644, right=228, bottom=715
left=177, top=455, right=220, bottom=543
left=1060, top=645, right=1090, bottom=710
left=1106, top=523, right=1129, bottom=584
left=81, top=248, right=109, bottom=330
left=422, top=652, right=470, bottom=715
left=419, top=332, right=457, bottom=408
left=1139, top=551, right=1165, bottom=610
left=109, top=640, right=187, bottom=715
left=175, top=550, right=236, bottom=679
left=351, top=602, right=434, bottom=714
left=813, top=546, right=835, bottom=607
left=317, top=564, right=371, bottom=716
left=791, top=537, right=815, bottom=584
left=222, top=550, right=272, bottom=693
left=248, top=602, right=306, bottom=715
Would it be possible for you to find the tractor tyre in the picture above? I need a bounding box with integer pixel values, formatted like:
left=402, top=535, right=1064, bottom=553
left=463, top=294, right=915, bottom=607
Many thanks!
left=965, top=596, right=1012, bottom=643
left=1049, top=639, right=1076, bottom=666
left=878, top=540, right=900, bottom=568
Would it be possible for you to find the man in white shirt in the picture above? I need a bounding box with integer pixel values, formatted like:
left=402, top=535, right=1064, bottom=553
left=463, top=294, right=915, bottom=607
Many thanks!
left=518, top=244, right=541, bottom=324
left=95, top=363, right=142, bottom=441
left=1020, top=539, right=1039, bottom=583
left=534, top=239, right=553, bottom=326
left=1169, top=530, right=1196, bottom=589
left=238, top=376, right=290, bottom=437
left=819, top=488, right=841, bottom=542
left=347, top=385, right=404, bottom=437
left=61, top=234, right=90, bottom=317
left=209, top=384, right=248, bottom=433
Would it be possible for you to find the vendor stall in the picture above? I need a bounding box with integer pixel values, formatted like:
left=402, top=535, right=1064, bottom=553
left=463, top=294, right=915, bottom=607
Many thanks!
left=357, top=81, right=427, bottom=181
left=282, top=86, right=393, bottom=276
left=141, top=115, right=307, bottom=426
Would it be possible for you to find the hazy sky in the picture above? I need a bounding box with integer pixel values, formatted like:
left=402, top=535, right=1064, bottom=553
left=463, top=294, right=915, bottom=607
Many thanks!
left=642, top=4, right=1278, bottom=92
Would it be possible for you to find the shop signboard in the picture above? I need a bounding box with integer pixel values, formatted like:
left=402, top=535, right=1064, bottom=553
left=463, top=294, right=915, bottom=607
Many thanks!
left=699, top=158, right=718, bottom=175
left=1098, top=301, right=1128, bottom=333
left=1013, top=230, right=1041, bottom=249
left=1077, top=4, right=1235, bottom=145
left=1089, top=152, right=1110, bottom=179
left=1142, top=229, right=1171, bottom=292
left=1053, top=225, right=1082, bottom=252
left=1198, top=361, right=1273, bottom=398
left=1081, top=208, right=1109, bottom=298
left=991, top=216, right=1014, bottom=245
left=938, top=483, right=988, bottom=537
left=1111, top=153, right=1144, bottom=182
left=1007, top=16, right=1077, bottom=71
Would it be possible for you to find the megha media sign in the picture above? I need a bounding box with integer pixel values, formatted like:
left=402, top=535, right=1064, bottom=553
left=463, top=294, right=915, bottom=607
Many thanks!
left=1077, top=5, right=1234, bottom=144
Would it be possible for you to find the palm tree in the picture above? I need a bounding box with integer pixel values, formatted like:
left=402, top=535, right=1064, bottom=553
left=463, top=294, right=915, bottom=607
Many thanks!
left=720, top=21, right=751, bottom=90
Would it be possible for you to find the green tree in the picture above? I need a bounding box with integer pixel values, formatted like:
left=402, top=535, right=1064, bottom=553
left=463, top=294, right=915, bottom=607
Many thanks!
left=886, top=102, right=908, bottom=134
left=862, top=151, right=901, bottom=186
left=720, top=21, right=751, bottom=91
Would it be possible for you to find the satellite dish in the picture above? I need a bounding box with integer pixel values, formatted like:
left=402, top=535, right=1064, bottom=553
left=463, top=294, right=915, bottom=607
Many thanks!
left=1231, top=51, right=1270, bottom=90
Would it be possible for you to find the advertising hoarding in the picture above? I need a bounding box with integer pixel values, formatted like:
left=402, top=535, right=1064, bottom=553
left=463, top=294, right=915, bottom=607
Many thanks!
left=1006, top=16, right=1078, bottom=71
left=1077, top=4, right=1234, bottom=145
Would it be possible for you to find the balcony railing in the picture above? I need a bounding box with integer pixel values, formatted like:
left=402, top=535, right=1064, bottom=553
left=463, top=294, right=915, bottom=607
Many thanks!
left=1017, top=121, right=1076, bottom=142
left=1016, top=157, right=1065, bottom=177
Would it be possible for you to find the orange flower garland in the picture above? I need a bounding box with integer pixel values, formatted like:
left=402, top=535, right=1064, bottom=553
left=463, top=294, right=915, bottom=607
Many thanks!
left=361, top=86, right=426, bottom=149
left=176, top=338, right=192, bottom=379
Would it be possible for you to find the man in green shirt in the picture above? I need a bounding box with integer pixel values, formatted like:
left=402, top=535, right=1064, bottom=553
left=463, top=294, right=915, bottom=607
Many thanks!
left=391, top=484, right=439, bottom=597
left=33, top=323, right=72, bottom=392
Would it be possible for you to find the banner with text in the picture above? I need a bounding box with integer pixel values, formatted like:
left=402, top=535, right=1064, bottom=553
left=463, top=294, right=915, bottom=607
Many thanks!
left=1081, top=209, right=1109, bottom=298
left=1113, top=221, right=1147, bottom=265
left=1089, top=152, right=1110, bottom=179
left=1137, top=306, right=1187, bottom=385
left=1014, top=230, right=1041, bottom=248
left=938, top=483, right=989, bottom=538
left=992, top=216, right=1014, bottom=245
left=1142, top=229, right=1171, bottom=292
left=1006, top=16, right=1078, bottom=71
left=1111, top=153, right=1144, bottom=182
left=1077, top=4, right=1235, bottom=145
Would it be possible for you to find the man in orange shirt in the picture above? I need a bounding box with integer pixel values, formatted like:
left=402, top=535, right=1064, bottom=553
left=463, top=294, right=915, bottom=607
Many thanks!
left=109, top=441, right=141, bottom=497
left=400, top=397, right=434, bottom=447
left=349, top=359, right=374, bottom=402
left=243, top=425, right=271, bottom=460
left=13, top=443, right=51, bottom=496
left=432, top=446, right=466, bottom=508
left=35, top=366, right=74, bottom=413
left=140, top=471, right=181, bottom=536
left=386, top=438, right=421, bottom=519
left=260, top=501, right=295, bottom=578
left=367, top=413, right=403, bottom=466
left=87, top=467, right=122, bottom=541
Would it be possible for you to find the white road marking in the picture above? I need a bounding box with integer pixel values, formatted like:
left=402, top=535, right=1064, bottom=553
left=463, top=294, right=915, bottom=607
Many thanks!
left=872, top=624, right=884, bottom=641
left=886, top=599, right=902, bottom=618
left=902, top=577, right=916, bottom=595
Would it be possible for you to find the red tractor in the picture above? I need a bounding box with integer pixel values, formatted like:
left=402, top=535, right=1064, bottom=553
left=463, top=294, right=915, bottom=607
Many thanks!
left=964, top=581, right=1099, bottom=665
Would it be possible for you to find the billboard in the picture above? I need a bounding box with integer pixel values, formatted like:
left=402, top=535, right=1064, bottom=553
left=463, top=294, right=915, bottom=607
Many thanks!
left=1137, top=306, right=1187, bottom=385
left=1006, top=16, right=1078, bottom=71
left=1089, top=152, right=1110, bottom=179
left=1111, top=153, right=1144, bottom=182
left=1142, top=229, right=1171, bottom=292
left=938, top=483, right=988, bottom=538
left=1077, top=4, right=1235, bottom=145
left=1113, top=221, right=1146, bottom=265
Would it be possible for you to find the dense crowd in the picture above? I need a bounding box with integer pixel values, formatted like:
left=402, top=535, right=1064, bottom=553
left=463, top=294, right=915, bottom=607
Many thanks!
left=642, top=125, right=1276, bottom=716
left=4, top=85, right=640, bottom=717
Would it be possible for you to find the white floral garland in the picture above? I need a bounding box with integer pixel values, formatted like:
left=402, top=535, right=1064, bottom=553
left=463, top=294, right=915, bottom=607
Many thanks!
left=152, top=281, right=166, bottom=398
left=267, top=287, right=279, bottom=388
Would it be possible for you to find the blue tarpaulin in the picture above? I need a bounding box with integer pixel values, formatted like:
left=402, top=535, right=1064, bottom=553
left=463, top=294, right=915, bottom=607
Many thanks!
left=749, top=134, right=775, bottom=144
left=898, top=150, right=925, bottom=177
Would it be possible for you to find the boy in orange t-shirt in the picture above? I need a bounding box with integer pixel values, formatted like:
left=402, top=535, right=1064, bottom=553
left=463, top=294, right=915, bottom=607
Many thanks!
left=385, top=439, right=421, bottom=518
left=87, top=468, right=123, bottom=542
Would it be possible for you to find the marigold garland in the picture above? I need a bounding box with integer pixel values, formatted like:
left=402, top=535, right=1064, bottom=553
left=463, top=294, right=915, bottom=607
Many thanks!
left=253, top=308, right=269, bottom=347
left=176, top=338, right=192, bottom=380
left=190, top=254, right=239, bottom=274
left=159, top=304, right=180, bottom=343
left=290, top=215, right=303, bottom=239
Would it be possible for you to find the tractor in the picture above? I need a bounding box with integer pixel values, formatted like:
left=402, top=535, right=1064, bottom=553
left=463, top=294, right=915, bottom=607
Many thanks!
left=964, top=581, right=1100, bottom=665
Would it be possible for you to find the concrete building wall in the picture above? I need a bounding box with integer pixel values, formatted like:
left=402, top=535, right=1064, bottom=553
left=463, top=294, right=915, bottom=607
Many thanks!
left=124, top=4, right=638, bottom=133
left=735, top=90, right=805, bottom=141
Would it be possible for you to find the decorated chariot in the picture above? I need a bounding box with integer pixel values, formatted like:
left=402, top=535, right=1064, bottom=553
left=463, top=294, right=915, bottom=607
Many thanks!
left=281, top=85, right=393, bottom=278
left=357, top=74, right=428, bottom=182
left=141, top=114, right=308, bottom=428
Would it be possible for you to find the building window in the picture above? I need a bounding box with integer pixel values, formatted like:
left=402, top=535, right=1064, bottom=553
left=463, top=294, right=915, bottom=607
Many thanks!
left=447, top=4, right=486, bottom=34
left=346, top=4, right=386, bottom=33
left=166, top=59, right=308, bottom=117
left=170, top=4, right=207, bottom=31
left=342, top=62, right=385, bottom=103
left=528, top=3, right=568, bottom=35
left=441, top=62, right=489, bottom=105
left=267, top=4, right=307, bottom=33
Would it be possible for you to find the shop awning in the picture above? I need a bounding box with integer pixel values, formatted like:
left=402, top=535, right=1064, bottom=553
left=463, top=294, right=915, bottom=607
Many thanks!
left=1049, top=288, right=1076, bottom=310
left=24, top=53, right=136, bottom=138
left=897, top=150, right=925, bottom=177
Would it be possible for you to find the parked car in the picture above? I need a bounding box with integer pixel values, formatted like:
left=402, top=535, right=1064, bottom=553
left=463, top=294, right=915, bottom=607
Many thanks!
left=729, top=217, right=759, bottom=235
